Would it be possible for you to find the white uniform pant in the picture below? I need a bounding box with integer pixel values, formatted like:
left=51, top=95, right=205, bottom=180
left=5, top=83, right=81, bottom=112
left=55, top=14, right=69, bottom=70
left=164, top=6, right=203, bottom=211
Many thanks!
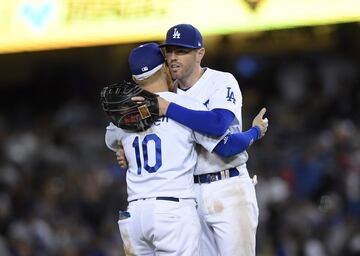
left=195, top=169, right=259, bottom=256
left=117, top=198, right=201, bottom=256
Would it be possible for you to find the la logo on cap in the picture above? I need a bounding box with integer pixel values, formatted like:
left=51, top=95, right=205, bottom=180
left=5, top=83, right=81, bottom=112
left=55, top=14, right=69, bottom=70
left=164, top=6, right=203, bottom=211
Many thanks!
left=172, top=28, right=180, bottom=39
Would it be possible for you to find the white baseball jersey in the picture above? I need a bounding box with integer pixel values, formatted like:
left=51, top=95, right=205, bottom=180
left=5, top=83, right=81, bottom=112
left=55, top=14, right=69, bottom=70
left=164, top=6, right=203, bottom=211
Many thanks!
left=105, top=91, right=224, bottom=202
left=177, top=67, right=249, bottom=175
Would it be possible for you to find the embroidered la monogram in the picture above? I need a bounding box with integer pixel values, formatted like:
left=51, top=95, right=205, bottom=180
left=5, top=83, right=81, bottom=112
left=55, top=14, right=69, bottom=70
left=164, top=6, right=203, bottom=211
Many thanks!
left=172, top=28, right=181, bottom=39
left=226, top=87, right=236, bottom=103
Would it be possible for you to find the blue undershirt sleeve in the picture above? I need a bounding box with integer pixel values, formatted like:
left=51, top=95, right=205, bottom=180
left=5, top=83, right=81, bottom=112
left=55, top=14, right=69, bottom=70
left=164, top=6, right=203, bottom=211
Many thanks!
left=166, top=103, right=235, bottom=136
left=213, top=126, right=261, bottom=157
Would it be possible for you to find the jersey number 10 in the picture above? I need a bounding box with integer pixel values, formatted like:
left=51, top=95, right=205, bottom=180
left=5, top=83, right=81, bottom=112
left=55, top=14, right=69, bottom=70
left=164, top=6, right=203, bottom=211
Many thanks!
left=132, top=134, right=162, bottom=175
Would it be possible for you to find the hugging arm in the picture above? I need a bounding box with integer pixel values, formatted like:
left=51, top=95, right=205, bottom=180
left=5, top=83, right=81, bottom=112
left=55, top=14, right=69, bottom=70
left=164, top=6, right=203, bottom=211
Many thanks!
left=211, top=108, right=269, bottom=157
left=212, top=127, right=260, bottom=157
left=165, top=102, right=235, bottom=136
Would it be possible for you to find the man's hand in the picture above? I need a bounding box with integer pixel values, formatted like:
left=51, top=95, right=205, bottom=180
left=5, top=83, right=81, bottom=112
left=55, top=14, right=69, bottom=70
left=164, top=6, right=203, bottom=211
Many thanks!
left=116, top=142, right=128, bottom=169
left=252, top=107, right=269, bottom=138
left=132, top=96, right=170, bottom=116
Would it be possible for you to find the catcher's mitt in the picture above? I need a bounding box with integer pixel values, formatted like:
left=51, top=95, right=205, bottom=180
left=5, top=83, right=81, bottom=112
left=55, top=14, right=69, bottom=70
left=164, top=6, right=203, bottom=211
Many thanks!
left=100, top=81, right=160, bottom=132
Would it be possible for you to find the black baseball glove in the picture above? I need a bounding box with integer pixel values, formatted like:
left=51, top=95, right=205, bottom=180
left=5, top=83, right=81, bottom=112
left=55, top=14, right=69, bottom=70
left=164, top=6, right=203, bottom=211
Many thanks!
left=100, top=81, right=160, bottom=132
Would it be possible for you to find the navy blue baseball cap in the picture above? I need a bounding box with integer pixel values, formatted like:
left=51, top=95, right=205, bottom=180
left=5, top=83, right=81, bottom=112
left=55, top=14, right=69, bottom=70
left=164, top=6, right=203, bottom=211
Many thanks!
left=160, top=24, right=203, bottom=49
left=128, top=43, right=165, bottom=80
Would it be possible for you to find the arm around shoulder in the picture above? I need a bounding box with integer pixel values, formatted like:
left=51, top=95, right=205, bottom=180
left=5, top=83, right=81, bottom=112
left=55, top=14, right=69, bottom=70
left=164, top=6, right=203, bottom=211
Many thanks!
left=166, top=103, right=235, bottom=136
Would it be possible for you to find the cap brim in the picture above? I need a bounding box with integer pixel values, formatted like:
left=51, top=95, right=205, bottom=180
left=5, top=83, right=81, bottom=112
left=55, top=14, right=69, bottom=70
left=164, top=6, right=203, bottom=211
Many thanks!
left=159, top=42, right=200, bottom=49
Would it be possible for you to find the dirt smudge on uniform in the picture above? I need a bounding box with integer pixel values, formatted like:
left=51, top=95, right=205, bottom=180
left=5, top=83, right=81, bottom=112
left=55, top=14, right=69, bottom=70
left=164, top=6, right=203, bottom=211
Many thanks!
left=213, top=200, right=224, bottom=213
left=121, top=230, right=135, bottom=256
left=202, top=196, right=211, bottom=213
left=227, top=180, right=246, bottom=200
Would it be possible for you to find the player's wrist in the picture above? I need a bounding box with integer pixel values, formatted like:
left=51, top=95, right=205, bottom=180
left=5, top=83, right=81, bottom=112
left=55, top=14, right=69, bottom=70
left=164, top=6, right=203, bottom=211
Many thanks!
left=252, top=126, right=262, bottom=140
left=158, top=97, right=170, bottom=116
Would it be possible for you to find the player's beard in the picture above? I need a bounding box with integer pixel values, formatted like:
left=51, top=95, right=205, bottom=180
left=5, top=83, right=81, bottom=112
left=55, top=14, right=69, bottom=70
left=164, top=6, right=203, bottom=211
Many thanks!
left=164, top=65, right=176, bottom=92
left=168, top=66, right=181, bottom=80
left=170, top=63, right=199, bottom=89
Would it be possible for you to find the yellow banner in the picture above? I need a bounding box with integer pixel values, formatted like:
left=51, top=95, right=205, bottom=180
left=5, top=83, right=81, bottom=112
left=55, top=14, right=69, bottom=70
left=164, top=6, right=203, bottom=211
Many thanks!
left=0, top=0, right=359, bottom=53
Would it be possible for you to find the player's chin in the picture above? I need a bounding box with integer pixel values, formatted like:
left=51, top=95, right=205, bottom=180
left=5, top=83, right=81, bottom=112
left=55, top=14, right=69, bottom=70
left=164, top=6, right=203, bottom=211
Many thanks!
left=169, top=70, right=181, bottom=79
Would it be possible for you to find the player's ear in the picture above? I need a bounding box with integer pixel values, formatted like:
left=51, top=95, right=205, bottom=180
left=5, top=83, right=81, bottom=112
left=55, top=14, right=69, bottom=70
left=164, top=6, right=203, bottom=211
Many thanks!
left=196, top=48, right=205, bottom=63
left=132, top=75, right=144, bottom=86
left=132, top=75, right=137, bottom=83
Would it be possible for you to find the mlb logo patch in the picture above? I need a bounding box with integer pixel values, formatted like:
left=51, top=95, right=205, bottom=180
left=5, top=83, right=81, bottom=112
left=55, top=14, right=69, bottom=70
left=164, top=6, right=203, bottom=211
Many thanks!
left=141, top=66, right=149, bottom=72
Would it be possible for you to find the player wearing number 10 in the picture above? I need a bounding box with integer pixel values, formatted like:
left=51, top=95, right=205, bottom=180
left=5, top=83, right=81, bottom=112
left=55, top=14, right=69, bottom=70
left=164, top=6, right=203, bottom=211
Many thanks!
left=105, top=43, right=220, bottom=256
left=104, top=43, right=267, bottom=255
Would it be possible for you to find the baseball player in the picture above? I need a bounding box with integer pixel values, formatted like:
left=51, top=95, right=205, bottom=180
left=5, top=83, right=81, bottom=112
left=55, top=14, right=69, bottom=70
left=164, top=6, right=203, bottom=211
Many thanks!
left=104, top=43, right=268, bottom=255
left=105, top=43, right=264, bottom=256
left=156, top=24, right=263, bottom=256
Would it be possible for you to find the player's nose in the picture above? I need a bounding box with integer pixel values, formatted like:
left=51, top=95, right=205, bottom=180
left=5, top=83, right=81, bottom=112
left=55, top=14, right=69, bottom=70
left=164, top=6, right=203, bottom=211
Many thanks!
left=165, top=51, right=177, bottom=60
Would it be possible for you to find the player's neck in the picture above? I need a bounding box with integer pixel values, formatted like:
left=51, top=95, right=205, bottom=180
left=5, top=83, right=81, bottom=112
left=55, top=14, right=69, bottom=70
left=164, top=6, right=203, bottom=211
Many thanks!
left=178, top=66, right=205, bottom=90
left=142, top=81, right=169, bottom=93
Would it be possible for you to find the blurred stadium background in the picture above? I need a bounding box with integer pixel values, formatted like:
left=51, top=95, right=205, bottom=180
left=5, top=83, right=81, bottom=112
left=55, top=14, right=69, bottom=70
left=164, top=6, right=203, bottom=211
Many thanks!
left=0, top=1, right=359, bottom=255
